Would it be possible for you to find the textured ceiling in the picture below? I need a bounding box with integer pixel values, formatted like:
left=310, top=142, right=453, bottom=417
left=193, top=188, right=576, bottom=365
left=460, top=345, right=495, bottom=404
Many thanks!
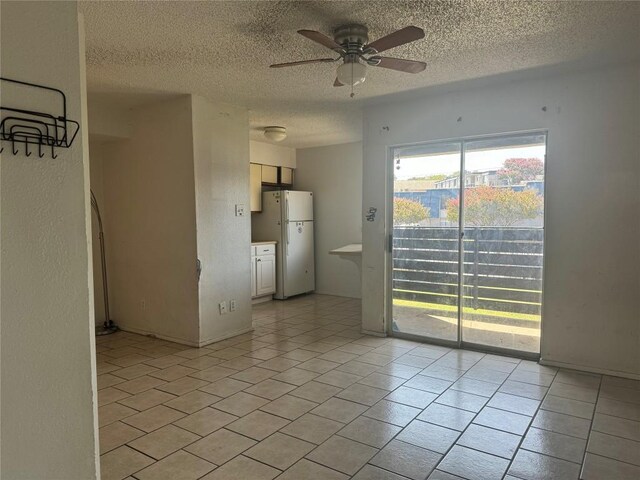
left=80, top=1, right=639, bottom=148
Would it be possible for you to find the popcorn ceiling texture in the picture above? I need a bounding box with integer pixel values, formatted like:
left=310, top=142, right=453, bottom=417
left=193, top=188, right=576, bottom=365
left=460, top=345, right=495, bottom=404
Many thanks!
left=81, top=1, right=639, bottom=148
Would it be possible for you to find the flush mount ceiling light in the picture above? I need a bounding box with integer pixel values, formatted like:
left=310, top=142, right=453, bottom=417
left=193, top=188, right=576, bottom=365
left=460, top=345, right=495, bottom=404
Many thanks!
left=264, top=126, right=287, bottom=142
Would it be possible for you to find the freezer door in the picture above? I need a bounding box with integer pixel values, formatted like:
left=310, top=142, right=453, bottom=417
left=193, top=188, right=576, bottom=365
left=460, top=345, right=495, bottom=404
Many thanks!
left=284, top=191, right=313, bottom=221
left=283, top=221, right=315, bottom=297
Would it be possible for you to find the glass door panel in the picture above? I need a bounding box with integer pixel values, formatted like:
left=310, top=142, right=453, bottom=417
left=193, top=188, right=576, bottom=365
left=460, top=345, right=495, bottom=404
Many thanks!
left=391, top=141, right=462, bottom=342
left=460, top=134, right=546, bottom=353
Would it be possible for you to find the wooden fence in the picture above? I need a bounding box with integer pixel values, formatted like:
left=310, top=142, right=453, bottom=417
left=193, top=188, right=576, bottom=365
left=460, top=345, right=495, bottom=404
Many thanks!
left=393, top=227, right=543, bottom=316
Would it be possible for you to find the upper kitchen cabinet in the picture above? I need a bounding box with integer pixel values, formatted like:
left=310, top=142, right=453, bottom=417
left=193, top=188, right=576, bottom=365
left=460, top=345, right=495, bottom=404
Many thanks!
left=249, top=141, right=296, bottom=212
left=261, top=165, right=278, bottom=184
left=250, top=163, right=262, bottom=212
left=280, top=167, right=294, bottom=185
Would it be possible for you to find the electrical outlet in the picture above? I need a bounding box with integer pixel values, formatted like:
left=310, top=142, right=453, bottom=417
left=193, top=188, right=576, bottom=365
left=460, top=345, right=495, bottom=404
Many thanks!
left=235, top=204, right=245, bottom=217
left=229, top=300, right=236, bottom=312
left=218, top=301, right=227, bottom=315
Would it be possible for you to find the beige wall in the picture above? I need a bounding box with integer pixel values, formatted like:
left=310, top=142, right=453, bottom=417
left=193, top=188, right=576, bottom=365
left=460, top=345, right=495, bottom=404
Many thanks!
left=250, top=140, right=296, bottom=168
left=192, top=96, right=253, bottom=344
left=101, top=97, right=201, bottom=345
left=362, top=64, right=640, bottom=378
left=295, top=142, right=363, bottom=299
left=1, top=2, right=100, bottom=477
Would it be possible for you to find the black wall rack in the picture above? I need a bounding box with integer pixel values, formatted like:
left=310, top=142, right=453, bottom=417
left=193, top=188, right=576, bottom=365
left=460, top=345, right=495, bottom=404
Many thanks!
left=1, top=77, right=80, bottom=158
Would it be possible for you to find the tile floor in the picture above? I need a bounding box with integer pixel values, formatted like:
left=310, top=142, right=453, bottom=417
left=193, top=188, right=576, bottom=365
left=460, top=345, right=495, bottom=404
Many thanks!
left=97, top=294, right=640, bottom=480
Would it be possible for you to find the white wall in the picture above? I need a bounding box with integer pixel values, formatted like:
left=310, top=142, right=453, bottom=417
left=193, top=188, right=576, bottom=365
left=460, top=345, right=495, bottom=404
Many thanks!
left=1, top=2, right=100, bottom=478
left=362, top=65, right=640, bottom=378
left=192, top=96, right=253, bottom=345
left=296, top=142, right=363, bottom=299
left=250, top=140, right=296, bottom=168
left=101, top=97, right=201, bottom=345
left=87, top=96, right=133, bottom=140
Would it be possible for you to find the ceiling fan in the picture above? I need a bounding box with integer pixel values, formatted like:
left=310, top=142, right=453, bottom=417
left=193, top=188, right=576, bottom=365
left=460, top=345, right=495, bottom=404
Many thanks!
left=270, top=24, right=426, bottom=95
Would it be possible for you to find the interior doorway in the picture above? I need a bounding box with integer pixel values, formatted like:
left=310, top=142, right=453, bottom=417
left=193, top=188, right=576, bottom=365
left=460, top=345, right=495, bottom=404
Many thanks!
left=388, top=132, right=546, bottom=356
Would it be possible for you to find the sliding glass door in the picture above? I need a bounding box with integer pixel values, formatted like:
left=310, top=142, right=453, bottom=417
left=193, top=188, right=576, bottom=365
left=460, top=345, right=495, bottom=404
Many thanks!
left=390, top=132, right=546, bottom=355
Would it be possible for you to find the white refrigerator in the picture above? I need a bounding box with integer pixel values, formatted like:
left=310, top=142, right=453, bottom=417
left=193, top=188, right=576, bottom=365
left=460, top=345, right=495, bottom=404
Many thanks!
left=252, top=190, right=315, bottom=299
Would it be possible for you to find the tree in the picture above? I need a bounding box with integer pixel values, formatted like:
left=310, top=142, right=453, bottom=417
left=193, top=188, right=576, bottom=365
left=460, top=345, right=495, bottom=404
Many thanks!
left=446, top=186, right=542, bottom=226
left=394, top=197, right=430, bottom=225
left=498, top=158, right=544, bottom=185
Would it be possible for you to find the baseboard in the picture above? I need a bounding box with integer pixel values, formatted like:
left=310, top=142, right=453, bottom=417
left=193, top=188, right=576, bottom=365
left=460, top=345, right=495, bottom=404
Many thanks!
left=117, top=325, right=255, bottom=349
left=540, top=358, right=640, bottom=381
left=313, top=290, right=362, bottom=300
left=198, top=326, right=254, bottom=348
left=117, top=326, right=199, bottom=347
left=252, top=295, right=273, bottom=305
left=361, top=329, right=387, bottom=337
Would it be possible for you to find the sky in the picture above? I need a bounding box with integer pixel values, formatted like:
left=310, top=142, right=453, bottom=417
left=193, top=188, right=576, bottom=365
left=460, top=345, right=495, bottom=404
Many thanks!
left=394, top=145, right=546, bottom=180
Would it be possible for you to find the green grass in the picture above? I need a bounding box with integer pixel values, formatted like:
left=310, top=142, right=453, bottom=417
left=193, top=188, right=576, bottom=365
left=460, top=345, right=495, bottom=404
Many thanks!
left=393, top=298, right=541, bottom=322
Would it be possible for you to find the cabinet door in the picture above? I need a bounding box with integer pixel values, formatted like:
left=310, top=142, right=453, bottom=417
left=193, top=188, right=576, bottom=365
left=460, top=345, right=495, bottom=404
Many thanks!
left=280, top=167, right=293, bottom=185
left=250, top=163, right=262, bottom=212
left=256, top=254, right=276, bottom=296
left=261, top=165, right=278, bottom=184
left=251, top=256, right=257, bottom=297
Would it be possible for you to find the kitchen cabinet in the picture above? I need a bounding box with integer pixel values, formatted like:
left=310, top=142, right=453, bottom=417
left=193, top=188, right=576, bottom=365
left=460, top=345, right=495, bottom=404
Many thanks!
left=255, top=254, right=276, bottom=296
left=250, top=164, right=296, bottom=212
left=261, top=165, right=278, bottom=184
left=251, top=243, right=276, bottom=298
left=250, top=163, right=262, bottom=212
left=280, top=167, right=293, bottom=185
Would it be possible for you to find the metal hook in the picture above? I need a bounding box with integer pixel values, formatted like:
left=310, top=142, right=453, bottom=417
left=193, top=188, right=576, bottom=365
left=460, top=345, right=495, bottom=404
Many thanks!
left=12, top=138, right=18, bottom=155
left=38, top=142, right=44, bottom=158
left=51, top=143, right=57, bottom=159
left=24, top=138, right=31, bottom=157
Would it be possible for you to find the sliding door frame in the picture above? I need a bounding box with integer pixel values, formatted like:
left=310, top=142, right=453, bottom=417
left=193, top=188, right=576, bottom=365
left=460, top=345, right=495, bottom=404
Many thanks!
left=385, top=130, right=548, bottom=360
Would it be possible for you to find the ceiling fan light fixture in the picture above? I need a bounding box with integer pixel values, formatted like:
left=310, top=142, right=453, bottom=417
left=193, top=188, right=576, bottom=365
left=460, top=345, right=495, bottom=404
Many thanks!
left=337, top=60, right=367, bottom=87
left=263, top=126, right=287, bottom=142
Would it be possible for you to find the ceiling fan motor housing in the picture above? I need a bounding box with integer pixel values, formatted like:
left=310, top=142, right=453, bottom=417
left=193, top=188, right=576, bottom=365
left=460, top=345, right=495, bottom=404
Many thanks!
left=334, top=24, right=369, bottom=52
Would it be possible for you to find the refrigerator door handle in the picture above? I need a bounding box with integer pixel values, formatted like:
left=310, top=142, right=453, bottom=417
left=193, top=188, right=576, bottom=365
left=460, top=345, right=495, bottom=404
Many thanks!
left=285, top=196, right=290, bottom=225
left=284, top=222, right=289, bottom=256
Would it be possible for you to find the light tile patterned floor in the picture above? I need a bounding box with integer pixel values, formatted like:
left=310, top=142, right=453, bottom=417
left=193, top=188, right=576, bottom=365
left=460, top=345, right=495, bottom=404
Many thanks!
left=97, top=294, right=640, bottom=480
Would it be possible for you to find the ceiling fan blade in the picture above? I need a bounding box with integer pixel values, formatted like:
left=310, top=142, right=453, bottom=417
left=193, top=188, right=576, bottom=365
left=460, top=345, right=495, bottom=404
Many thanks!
left=371, top=56, right=426, bottom=74
left=365, top=26, right=425, bottom=54
left=298, top=29, right=344, bottom=52
left=270, top=58, right=337, bottom=68
left=334, top=78, right=344, bottom=87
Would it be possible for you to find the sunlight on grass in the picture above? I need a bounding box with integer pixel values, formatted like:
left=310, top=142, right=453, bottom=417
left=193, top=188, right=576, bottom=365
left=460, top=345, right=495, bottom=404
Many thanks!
left=393, top=298, right=540, bottom=322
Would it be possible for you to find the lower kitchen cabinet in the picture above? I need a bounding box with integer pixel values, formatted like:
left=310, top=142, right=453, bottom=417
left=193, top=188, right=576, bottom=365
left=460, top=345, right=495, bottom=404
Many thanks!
left=255, top=254, right=276, bottom=296
left=251, top=243, right=276, bottom=299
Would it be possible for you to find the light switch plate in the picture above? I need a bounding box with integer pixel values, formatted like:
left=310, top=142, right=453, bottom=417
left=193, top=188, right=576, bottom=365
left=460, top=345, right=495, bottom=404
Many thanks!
left=229, top=300, right=236, bottom=312
left=235, top=204, right=245, bottom=217
left=219, top=301, right=227, bottom=314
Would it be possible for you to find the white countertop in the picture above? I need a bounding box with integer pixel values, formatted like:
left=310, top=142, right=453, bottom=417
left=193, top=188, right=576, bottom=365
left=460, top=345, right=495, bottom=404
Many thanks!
left=252, top=241, right=277, bottom=246
left=329, top=243, right=362, bottom=256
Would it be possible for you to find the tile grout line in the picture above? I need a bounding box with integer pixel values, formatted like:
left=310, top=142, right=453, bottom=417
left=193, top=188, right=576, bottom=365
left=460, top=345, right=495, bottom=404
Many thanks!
left=428, top=353, right=530, bottom=479
left=351, top=349, right=506, bottom=479
left=500, top=366, right=560, bottom=479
